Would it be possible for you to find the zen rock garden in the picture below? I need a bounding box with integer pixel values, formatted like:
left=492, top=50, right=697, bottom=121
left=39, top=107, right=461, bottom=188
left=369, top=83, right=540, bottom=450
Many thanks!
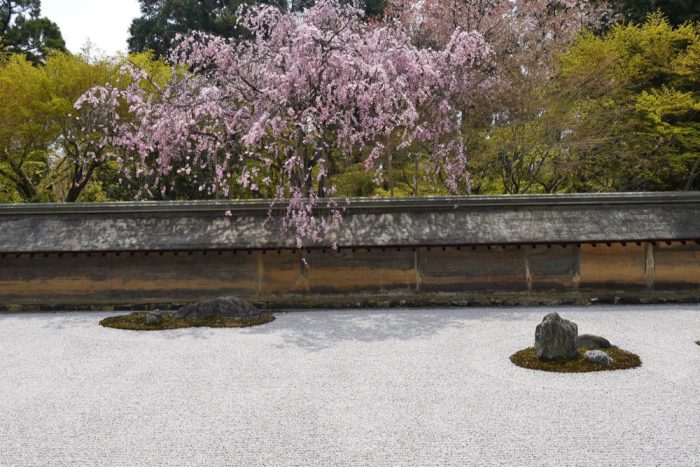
left=510, top=312, right=641, bottom=372
left=99, top=296, right=275, bottom=330
left=101, top=299, right=645, bottom=374
left=102, top=300, right=645, bottom=375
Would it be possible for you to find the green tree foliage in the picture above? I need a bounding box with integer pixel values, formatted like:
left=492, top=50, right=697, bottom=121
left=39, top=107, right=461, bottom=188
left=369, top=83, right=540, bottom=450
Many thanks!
left=0, top=0, right=65, bottom=64
left=465, top=74, right=589, bottom=195
left=556, top=14, right=700, bottom=191
left=291, top=0, right=386, bottom=16
left=0, top=52, right=171, bottom=202
left=0, top=54, right=53, bottom=200
left=463, top=14, right=700, bottom=194
left=611, top=0, right=700, bottom=26
left=127, top=0, right=287, bottom=58
left=128, top=0, right=387, bottom=59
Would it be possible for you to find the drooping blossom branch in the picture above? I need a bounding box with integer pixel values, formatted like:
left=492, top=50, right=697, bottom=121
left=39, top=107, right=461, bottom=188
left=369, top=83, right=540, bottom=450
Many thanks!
left=77, top=0, right=490, bottom=246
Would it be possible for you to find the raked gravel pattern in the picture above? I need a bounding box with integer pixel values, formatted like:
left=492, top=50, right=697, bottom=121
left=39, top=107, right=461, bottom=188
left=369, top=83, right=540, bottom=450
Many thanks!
left=1, top=305, right=699, bottom=466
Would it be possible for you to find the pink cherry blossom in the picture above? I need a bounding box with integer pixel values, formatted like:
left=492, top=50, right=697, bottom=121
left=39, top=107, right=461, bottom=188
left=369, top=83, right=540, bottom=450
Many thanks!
left=77, top=0, right=491, bottom=246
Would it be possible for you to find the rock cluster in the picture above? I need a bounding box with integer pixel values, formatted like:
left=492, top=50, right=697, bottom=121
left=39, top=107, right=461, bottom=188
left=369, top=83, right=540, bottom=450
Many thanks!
left=533, top=312, right=616, bottom=363
left=173, top=296, right=263, bottom=321
left=534, top=312, right=578, bottom=360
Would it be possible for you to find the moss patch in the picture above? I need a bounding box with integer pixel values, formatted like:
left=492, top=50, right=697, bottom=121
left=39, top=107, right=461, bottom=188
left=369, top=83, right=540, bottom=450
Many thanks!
left=100, top=312, right=275, bottom=331
left=510, top=347, right=641, bottom=373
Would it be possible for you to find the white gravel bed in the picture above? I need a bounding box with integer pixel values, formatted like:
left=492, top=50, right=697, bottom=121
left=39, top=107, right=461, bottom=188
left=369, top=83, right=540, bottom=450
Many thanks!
left=1, top=305, right=698, bottom=466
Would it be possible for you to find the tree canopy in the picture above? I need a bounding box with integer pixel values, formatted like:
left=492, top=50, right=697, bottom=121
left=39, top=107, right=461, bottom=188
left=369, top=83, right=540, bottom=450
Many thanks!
left=127, top=0, right=387, bottom=59
left=0, top=51, right=171, bottom=202
left=611, top=0, right=700, bottom=26
left=89, top=0, right=489, bottom=242
left=0, top=0, right=65, bottom=64
left=554, top=14, right=700, bottom=191
left=2, top=0, right=700, bottom=213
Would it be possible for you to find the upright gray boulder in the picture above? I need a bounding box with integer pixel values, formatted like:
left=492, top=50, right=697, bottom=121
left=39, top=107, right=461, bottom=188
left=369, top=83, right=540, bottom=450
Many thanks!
left=534, top=312, right=578, bottom=361
left=174, top=296, right=262, bottom=321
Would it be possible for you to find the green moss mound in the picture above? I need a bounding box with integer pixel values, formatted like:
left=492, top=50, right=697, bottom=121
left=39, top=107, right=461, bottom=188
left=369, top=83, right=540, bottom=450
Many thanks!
left=510, top=347, right=641, bottom=373
left=100, top=312, right=275, bottom=331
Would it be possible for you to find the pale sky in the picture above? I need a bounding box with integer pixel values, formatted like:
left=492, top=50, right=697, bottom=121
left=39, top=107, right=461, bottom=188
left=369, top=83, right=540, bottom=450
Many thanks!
left=41, top=0, right=142, bottom=56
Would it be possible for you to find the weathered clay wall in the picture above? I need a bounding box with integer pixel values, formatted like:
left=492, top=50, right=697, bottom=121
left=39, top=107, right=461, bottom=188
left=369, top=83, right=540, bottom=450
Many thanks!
left=1, top=193, right=699, bottom=310
left=1, top=242, right=699, bottom=310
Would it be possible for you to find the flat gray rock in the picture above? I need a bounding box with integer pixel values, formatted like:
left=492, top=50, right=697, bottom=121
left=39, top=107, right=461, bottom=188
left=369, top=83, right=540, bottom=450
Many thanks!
left=577, top=334, right=612, bottom=349
left=534, top=312, right=578, bottom=361
left=585, top=350, right=614, bottom=365
left=144, top=311, right=163, bottom=325
left=173, top=296, right=262, bottom=321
